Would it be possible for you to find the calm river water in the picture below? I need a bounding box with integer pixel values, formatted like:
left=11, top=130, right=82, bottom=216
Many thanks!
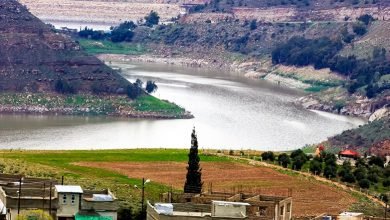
left=0, top=62, right=365, bottom=150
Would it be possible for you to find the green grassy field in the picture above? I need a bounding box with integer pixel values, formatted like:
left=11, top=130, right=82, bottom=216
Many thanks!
left=0, top=93, right=188, bottom=118
left=78, top=39, right=146, bottom=55
left=0, top=149, right=228, bottom=211
left=132, top=95, right=185, bottom=115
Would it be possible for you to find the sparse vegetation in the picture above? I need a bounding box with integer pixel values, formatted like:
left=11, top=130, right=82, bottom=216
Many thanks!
left=17, top=210, right=53, bottom=220
left=328, top=117, right=390, bottom=150
left=272, top=35, right=389, bottom=97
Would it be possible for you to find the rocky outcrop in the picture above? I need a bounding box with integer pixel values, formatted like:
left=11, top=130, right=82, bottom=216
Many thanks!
left=369, top=107, right=390, bottom=122
left=297, top=92, right=390, bottom=119
left=297, top=95, right=373, bottom=118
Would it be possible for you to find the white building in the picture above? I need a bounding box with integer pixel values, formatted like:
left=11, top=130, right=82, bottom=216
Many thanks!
left=55, top=185, right=83, bottom=220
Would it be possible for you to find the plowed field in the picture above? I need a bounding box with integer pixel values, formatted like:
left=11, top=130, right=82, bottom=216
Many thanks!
left=76, top=161, right=357, bottom=217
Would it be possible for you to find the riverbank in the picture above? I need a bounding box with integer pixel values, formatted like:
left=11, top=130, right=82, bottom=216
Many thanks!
left=98, top=53, right=386, bottom=119
left=0, top=93, right=193, bottom=119
left=79, top=39, right=344, bottom=92
left=98, top=53, right=344, bottom=90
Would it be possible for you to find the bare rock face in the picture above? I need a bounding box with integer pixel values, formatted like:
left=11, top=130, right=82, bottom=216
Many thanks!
left=0, top=0, right=129, bottom=94
left=369, top=107, right=390, bottom=122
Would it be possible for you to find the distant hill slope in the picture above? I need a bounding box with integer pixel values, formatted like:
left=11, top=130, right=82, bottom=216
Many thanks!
left=0, top=0, right=130, bottom=94
left=194, top=0, right=388, bottom=12
left=339, top=21, right=390, bottom=59
left=327, top=116, right=390, bottom=153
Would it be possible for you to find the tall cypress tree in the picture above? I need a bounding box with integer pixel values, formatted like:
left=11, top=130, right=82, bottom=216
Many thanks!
left=184, top=127, right=203, bottom=193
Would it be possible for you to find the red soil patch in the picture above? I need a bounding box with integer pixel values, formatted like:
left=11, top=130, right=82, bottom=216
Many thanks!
left=76, top=161, right=356, bottom=217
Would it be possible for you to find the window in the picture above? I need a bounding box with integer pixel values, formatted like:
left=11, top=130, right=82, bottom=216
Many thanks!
left=71, top=194, right=76, bottom=205
left=62, top=194, right=67, bottom=204
left=259, top=207, right=267, bottom=216
left=280, top=206, right=284, bottom=215
left=287, top=203, right=291, bottom=212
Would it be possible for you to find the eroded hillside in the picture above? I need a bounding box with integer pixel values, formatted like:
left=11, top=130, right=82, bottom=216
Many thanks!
left=0, top=0, right=129, bottom=93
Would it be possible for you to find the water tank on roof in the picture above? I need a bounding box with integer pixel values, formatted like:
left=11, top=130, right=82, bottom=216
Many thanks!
left=154, top=203, right=173, bottom=215
left=92, top=194, right=113, bottom=202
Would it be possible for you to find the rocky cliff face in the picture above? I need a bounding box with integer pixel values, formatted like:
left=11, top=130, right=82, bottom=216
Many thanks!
left=297, top=91, right=390, bottom=118
left=0, top=0, right=129, bottom=94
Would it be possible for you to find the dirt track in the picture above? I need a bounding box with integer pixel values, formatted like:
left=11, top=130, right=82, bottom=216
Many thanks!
left=76, top=161, right=357, bottom=217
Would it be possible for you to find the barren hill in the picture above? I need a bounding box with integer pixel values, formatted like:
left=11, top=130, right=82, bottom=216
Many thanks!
left=0, top=0, right=130, bottom=94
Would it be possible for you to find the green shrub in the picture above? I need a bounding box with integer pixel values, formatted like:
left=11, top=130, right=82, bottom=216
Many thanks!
left=368, top=156, right=384, bottom=168
left=383, top=178, right=390, bottom=187
left=17, top=210, right=53, bottom=220
left=341, top=172, right=356, bottom=183
left=144, top=11, right=160, bottom=27
left=367, top=173, right=379, bottom=183
left=352, top=23, right=367, bottom=36
left=357, top=14, right=375, bottom=25
left=324, top=165, right=337, bottom=178
left=310, top=159, right=322, bottom=175
left=358, top=179, right=370, bottom=189
left=278, top=153, right=291, bottom=168
left=54, top=79, right=76, bottom=94
left=353, top=167, right=367, bottom=181
left=261, top=151, right=275, bottom=161
left=126, top=84, right=142, bottom=99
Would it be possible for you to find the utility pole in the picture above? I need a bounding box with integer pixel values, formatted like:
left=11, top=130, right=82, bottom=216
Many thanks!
left=141, top=178, right=145, bottom=217
left=17, top=178, right=22, bottom=215
left=42, top=182, right=46, bottom=211
left=49, top=182, right=52, bottom=216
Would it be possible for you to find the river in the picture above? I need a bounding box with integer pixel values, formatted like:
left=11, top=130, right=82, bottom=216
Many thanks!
left=0, top=62, right=365, bottom=150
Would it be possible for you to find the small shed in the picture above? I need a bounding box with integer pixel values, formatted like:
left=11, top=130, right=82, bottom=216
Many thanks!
left=339, top=150, right=360, bottom=159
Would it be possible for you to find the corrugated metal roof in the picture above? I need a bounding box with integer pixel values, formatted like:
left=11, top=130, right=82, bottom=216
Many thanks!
left=55, top=185, right=83, bottom=194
